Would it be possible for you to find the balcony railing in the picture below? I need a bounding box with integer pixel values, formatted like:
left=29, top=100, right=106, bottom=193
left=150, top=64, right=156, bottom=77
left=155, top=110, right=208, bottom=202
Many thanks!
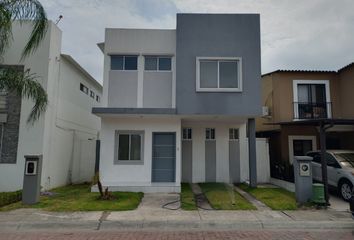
left=293, top=102, right=332, bottom=119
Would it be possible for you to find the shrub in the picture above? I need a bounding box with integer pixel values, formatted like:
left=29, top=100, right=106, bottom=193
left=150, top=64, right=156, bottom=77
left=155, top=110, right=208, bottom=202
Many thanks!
left=0, top=190, right=22, bottom=207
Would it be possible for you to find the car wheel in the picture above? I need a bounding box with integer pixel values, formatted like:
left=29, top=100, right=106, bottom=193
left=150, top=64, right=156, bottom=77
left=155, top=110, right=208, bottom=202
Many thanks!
left=339, top=180, right=353, bottom=201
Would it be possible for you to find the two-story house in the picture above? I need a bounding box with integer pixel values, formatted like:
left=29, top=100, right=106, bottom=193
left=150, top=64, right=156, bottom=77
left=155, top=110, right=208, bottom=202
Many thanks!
left=0, top=21, right=102, bottom=192
left=257, top=63, right=354, bottom=181
left=93, top=13, right=261, bottom=193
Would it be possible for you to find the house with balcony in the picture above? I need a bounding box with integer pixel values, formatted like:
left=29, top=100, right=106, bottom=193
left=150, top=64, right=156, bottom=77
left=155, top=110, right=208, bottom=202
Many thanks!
left=256, top=64, right=354, bottom=180
left=93, top=13, right=262, bottom=192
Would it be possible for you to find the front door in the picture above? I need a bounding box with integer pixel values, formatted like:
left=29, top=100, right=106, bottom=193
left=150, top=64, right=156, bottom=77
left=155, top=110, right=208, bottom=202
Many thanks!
left=152, top=132, right=176, bottom=182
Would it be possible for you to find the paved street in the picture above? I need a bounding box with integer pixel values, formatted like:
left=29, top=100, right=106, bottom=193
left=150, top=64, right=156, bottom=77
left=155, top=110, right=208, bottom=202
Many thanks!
left=0, top=230, right=354, bottom=240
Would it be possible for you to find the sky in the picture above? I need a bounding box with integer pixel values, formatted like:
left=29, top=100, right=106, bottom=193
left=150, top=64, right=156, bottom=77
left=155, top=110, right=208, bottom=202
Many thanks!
left=40, top=0, right=354, bottom=84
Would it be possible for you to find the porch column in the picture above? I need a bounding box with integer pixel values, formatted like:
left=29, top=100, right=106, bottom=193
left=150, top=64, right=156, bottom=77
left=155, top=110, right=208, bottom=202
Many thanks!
left=248, top=118, right=257, bottom=187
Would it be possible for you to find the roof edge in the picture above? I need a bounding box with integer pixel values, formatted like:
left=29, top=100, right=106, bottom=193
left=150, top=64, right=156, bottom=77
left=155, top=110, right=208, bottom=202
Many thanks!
left=60, top=54, right=102, bottom=90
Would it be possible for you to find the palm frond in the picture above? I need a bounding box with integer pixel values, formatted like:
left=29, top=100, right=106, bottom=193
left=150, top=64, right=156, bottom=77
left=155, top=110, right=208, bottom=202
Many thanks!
left=0, top=2, right=12, bottom=56
left=1, top=0, right=48, bottom=60
left=0, top=67, right=48, bottom=124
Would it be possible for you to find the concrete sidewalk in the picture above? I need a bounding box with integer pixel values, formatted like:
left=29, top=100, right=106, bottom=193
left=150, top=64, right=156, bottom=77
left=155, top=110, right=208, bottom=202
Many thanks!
left=0, top=193, right=353, bottom=232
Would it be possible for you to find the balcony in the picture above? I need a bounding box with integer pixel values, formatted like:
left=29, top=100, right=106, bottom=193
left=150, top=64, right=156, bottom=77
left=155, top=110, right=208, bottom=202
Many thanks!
left=293, top=102, right=332, bottom=119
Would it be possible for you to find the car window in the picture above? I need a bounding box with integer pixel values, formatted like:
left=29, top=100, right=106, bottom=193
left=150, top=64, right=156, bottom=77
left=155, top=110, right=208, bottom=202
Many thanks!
left=335, top=153, right=354, bottom=168
left=326, top=153, right=340, bottom=168
left=312, top=154, right=321, bottom=164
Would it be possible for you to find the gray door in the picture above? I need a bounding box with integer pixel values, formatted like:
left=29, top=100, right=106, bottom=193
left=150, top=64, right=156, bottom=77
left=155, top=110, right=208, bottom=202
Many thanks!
left=152, top=132, right=176, bottom=182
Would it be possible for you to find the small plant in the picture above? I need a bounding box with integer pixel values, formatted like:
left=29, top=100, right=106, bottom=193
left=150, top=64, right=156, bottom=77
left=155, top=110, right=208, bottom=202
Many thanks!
left=92, top=172, right=115, bottom=200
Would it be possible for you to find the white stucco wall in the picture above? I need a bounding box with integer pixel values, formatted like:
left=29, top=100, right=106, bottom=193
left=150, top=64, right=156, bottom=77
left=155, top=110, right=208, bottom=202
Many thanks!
left=0, top=22, right=52, bottom=191
left=0, top=22, right=102, bottom=191
left=40, top=52, right=102, bottom=190
left=240, top=138, right=271, bottom=183
left=99, top=117, right=181, bottom=189
left=182, top=121, right=246, bottom=183
left=102, top=29, right=176, bottom=108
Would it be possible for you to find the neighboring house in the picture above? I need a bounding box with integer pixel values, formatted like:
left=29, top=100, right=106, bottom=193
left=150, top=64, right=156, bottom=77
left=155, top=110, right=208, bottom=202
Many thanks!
left=0, top=21, right=102, bottom=192
left=256, top=63, right=354, bottom=179
left=93, top=13, right=262, bottom=193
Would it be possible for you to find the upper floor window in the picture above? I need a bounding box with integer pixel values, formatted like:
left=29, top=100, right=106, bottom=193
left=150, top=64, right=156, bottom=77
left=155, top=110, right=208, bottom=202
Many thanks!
left=205, top=128, right=215, bottom=140
left=80, top=83, right=88, bottom=94
left=96, top=95, right=100, bottom=103
left=293, top=80, right=331, bottom=119
left=196, top=57, right=242, bottom=92
left=144, top=56, right=172, bottom=71
left=90, top=90, right=95, bottom=99
left=111, top=55, right=138, bottom=70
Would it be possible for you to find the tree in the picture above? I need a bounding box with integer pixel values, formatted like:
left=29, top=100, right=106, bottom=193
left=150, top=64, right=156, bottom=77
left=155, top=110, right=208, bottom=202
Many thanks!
left=0, top=0, right=48, bottom=124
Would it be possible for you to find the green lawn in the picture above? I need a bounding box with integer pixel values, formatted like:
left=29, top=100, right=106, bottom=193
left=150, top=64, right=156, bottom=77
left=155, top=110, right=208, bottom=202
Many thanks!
left=0, top=184, right=143, bottom=212
left=180, top=183, right=197, bottom=210
left=199, top=183, right=256, bottom=210
left=239, top=184, right=297, bottom=210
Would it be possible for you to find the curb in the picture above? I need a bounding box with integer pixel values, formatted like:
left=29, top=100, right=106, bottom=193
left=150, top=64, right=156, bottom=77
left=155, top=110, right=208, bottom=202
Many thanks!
left=1, top=220, right=354, bottom=232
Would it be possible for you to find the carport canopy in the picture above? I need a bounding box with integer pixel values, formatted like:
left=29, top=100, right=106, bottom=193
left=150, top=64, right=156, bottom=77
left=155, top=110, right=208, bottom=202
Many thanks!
left=265, top=118, right=354, bottom=206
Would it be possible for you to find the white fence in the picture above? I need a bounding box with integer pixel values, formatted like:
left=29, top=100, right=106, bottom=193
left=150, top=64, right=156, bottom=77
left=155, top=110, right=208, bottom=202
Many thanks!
left=240, top=138, right=270, bottom=183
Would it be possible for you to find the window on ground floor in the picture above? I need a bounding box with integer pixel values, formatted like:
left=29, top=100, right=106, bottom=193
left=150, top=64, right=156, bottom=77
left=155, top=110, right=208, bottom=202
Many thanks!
left=115, top=131, right=144, bottom=164
left=293, top=139, right=313, bottom=156
left=205, top=128, right=215, bottom=140
left=229, top=128, right=239, bottom=140
left=182, top=128, right=192, bottom=140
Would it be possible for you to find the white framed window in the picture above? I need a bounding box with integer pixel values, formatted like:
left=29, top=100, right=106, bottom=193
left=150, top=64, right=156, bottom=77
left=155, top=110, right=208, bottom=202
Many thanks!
left=205, top=128, right=215, bottom=140
left=111, top=55, right=138, bottom=70
left=229, top=128, right=239, bottom=140
left=80, top=83, right=88, bottom=94
left=293, top=80, right=331, bottom=120
left=96, top=95, right=100, bottom=103
left=196, top=57, right=242, bottom=92
left=288, top=135, right=317, bottom=164
left=182, top=128, right=192, bottom=140
left=115, top=131, right=144, bottom=164
left=144, top=56, right=172, bottom=71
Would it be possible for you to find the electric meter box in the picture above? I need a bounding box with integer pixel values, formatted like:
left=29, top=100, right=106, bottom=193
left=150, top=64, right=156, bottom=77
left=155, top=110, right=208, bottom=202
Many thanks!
left=22, top=155, right=42, bottom=205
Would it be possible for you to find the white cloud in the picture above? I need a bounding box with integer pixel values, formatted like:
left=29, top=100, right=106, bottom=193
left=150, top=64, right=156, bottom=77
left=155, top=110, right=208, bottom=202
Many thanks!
left=40, top=0, right=354, bottom=83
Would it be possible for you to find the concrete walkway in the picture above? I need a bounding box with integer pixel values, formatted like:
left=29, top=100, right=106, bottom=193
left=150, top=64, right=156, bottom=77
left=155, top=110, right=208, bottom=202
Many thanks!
left=0, top=193, right=353, bottom=232
left=234, top=185, right=271, bottom=211
left=190, top=183, right=213, bottom=210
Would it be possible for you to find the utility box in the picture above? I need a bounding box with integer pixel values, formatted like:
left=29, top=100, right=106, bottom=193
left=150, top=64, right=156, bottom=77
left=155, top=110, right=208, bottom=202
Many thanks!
left=22, top=155, right=42, bottom=205
left=293, top=156, right=313, bottom=204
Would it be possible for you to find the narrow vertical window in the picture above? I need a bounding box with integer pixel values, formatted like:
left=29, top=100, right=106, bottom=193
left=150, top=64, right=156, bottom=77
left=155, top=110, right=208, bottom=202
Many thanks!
left=182, top=128, right=192, bottom=140
left=229, top=128, right=239, bottom=140
left=206, top=128, right=215, bottom=140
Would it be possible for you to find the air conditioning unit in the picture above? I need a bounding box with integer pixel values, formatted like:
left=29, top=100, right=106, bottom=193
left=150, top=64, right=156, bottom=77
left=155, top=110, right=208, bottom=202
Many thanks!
left=262, top=106, right=270, bottom=117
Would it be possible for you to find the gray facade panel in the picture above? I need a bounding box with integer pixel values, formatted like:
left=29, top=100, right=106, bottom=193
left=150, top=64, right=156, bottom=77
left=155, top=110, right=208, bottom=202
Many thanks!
left=108, top=71, right=138, bottom=108
left=0, top=90, right=21, bottom=164
left=143, top=72, right=172, bottom=108
left=182, top=140, right=192, bottom=182
left=205, top=140, right=216, bottom=182
left=229, top=140, right=240, bottom=183
left=176, top=14, right=261, bottom=116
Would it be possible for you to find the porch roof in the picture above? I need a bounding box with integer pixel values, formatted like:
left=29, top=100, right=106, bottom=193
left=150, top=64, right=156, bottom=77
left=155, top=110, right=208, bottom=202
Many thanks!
left=92, top=107, right=177, bottom=115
